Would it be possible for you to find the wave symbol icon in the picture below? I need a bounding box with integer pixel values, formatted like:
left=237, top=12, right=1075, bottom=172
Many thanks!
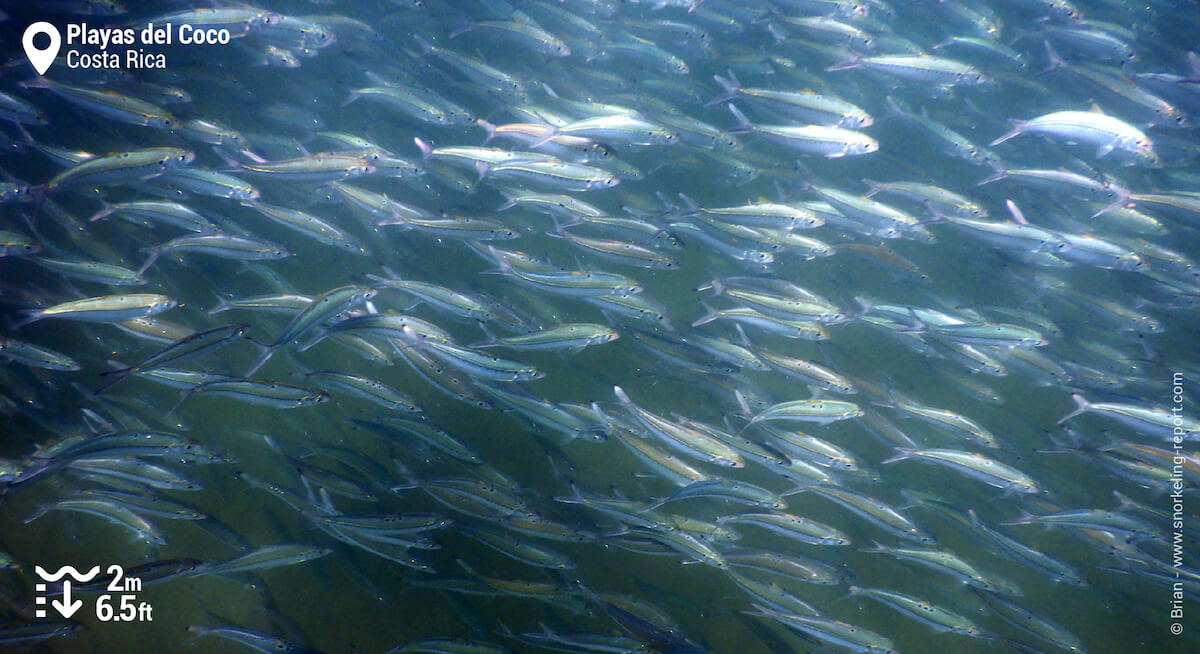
left=34, top=565, right=101, bottom=583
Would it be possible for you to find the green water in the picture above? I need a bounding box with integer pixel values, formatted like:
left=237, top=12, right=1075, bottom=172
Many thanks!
left=0, top=1, right=1197, bottom=653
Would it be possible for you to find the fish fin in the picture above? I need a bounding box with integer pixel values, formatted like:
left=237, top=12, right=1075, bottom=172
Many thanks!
left=1095, top=144, right=1114, bottom=158
left=826, top=55, right=863, bottom=72
left=880, top=448, right=915, bottom=465
left=340, top=89, right=363, bottom=108
left=733, top=323, right=752, bottom=348
left=976, top=169, right=1009, bottom=186
left=163, top=387, right=193, bottom=419
left=412, top=35, right=436, bottom=56
left=1005, top=199, right=1029, bottom=225
left=764, top=21, right=787, bottom=45
left=779, top=481, right=810, bottom=497
left=675, top=192, right=702, bottom=216
left=998, top=508, right=1038, bottom=527
left=413, top=137, right=433, bottom=161
left=1041, top=40, right=1067, bottom=74
left=726, top=104, right=753, bottom=134
left=861, top=178, right=884, bottom=197
left=853, top=296, right=874, bottom=316
left=706, top=73, right=739, bottom=106
left=1056, top=393, right=1092, bottom=424
left=612, top=385, right=634, bottom=407
left=882, top=94, right=910, bottom=120
left=526, top=125, right=560, bottom=149
left=206, top=291, right=235, bottom=315
left=966, top=509, right=986, bottom=528
left=88, top=201, right=116, bottom=223
left=494, top=192, right=519, bottom=213
left=894, top=307, right=928, bottom=334
left=691, top=301, right=721, bottom=328
left=733, top=389, right=753, bottom=417
left=12, top=309, right=44, bottom=330
left=244, top=346, right=276, bottom=377
left=468, top=323, right=500, bottom=349
left=475, top=118, right=497, bottom=145
left=137, top=248, right=162, bottom=275
left=990, top=120, right=1028, bottom=146
left=446, top=18, right=472, bottom=40
left=1182, top=51, right=1200, bottom=83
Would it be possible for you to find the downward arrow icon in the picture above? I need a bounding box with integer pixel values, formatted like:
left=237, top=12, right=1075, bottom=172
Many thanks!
left=51, top=581, right=82, bottom=618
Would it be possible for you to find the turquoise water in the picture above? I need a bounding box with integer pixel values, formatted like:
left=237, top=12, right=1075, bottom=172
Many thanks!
left=0, top=1, right=1197, bottom=652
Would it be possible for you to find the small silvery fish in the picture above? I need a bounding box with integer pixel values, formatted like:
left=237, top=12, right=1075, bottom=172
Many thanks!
left=19, top=294, right=177, bottom=327
left=43, top=148, right=194, bottom=191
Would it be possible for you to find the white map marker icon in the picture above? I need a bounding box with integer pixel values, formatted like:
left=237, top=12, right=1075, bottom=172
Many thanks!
left=23, top=22, right=61, bottom=76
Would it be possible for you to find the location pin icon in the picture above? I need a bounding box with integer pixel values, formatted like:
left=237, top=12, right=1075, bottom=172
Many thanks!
left=23, top=22, right=61, bottom=76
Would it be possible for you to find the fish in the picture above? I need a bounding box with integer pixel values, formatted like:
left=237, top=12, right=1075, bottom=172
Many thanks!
left=882, top=448, right=1040, bottom=492
left=2, top=2, right=1198, bottom=653
left=42, top=148, right=194, bottom=191
left=991, top=109, right=1158, bottom=163
left=18, top=294, right=177, bottom=327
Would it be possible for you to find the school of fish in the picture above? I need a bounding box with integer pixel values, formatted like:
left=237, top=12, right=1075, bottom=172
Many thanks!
left=0, top=0, right=1197, bottom=652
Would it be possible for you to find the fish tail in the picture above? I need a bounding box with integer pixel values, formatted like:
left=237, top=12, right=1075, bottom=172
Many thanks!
left=88, top=201, right=116, bottom=223
left=1185, top=51, right=1200, bottom=83
left=476, top=118, right=497, bottom=144
left=1041, top=40, right=1067, bottom=74
left=163, top=389, right=192, bottom=419
left=137, top=247, right=162, bottom=275
left=526, top=125, right=560, bottom=149
left=691, top=301, right=721, bottom=328
left=726, top=103, right=753, bottom=134
left=976, top=169, right=1009, bottom=186
left=12, top=309, right=43, bottom=330
left=880, top=448, right=915, bottom=465
left=827, top=55, right=864, bottom=72
left=705, top=73, right=739, bottom=106
left=1056, top=393, right=1091, bottom=425
left=999, top=509, right=1037, bottom=526
left=674, top=192, right=702, bottom=217
left=990, top=120, right=1027, bottom=146
left=1003, top=199, right=1029, bottom=225
left=413, top=137, right=433, bottom=161
left=612, top=385, right=633, bottom=407
left=245, top=346, right=276, bottom=377
left=446, top=18, right=471, bottom=40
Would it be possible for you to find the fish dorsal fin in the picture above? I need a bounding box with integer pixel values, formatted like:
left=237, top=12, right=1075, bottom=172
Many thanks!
left=1088, top=103, right=1106, bottom=115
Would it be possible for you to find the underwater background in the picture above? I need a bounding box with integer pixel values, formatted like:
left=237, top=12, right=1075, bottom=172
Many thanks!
left=0, top=0, right=1197, bottom=652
